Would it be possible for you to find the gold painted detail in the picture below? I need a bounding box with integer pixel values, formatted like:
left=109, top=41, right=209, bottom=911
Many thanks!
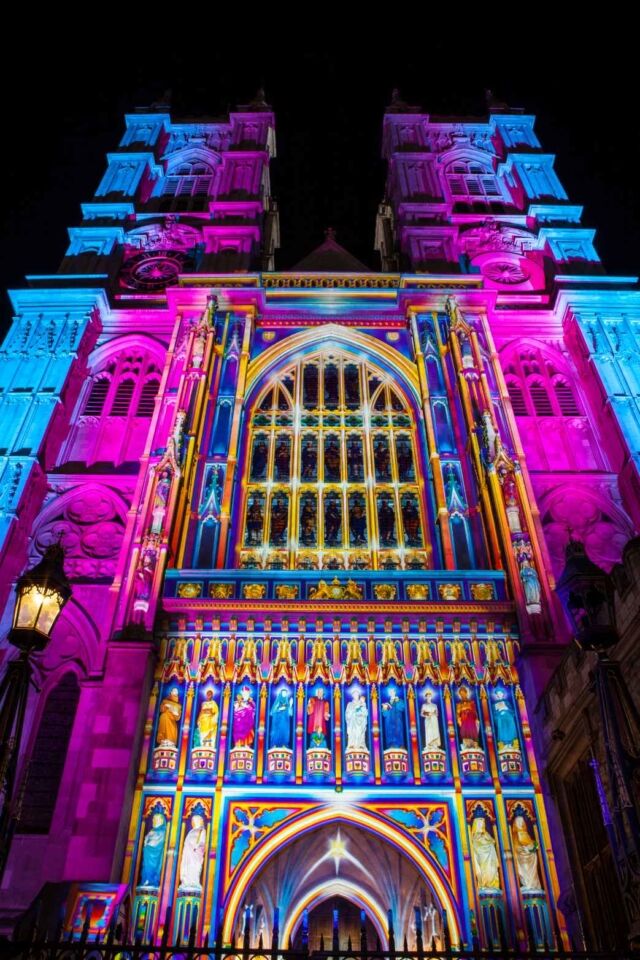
left=470, top=583, right=494, bottom=601
left=438, top=583, right=462, bottom=601
left=275, top=584, right=299, bottom=600
left=243, top=583, right=266, bottom=600
left=407, top=583, right=430, bottom=600
left=309, top=578, right=363, bottom=601
left=209, top=583, right=234, bottom=599
left=374, top=583, right=397, bottom=600
left=177, top=582, right=203, bottom=598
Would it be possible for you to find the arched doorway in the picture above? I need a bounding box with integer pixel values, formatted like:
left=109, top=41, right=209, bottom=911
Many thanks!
left=292, top=895, right=378, bottom=952
left=226, top=819, right=450, bottom=949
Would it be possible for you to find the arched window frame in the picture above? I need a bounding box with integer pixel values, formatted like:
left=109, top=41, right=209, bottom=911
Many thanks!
left=235, top=350, right=433, bottom=572
left=16, top=670, right=81, bottom=835
left=81, top=354, right=162, bottom=421
left=503, top=346, right=584, bottom=418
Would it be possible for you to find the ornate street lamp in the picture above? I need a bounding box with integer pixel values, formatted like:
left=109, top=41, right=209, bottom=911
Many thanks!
left=556, top=538, right=640, bottom=947
left=0, top=544, right=71, bottom=880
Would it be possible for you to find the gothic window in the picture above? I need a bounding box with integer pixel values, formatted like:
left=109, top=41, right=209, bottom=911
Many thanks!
left=83, top=377, right=110, bottom=417
left=505, top=349, right=583, bottom=418
left=506, top=379, right=527, bottom=416
left=239, top=352, right=429, bottom=571
left=529, top=379, right=553, bottom=417
left=110, top=379, right=136, bottom=416
left=553, top=377, right=581, bottom=416
left=81, top=357, right=161, bottom=420
left=136, top=378, right=160, bottom=417
left=65, top=351, right=162, bottom=466
left=18, top=673, right=80, bottom=834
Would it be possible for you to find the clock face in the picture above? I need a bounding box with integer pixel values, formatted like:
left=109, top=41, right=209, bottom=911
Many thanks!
left=121, top=251, right=187, bottom=291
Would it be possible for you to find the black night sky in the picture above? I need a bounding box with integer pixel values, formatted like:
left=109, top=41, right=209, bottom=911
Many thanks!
left=1, top=26, right=638, bottom=331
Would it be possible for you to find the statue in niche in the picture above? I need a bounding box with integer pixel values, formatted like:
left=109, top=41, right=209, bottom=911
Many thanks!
left=139, top=812, right=166, bottom=888
left=345, top=689, right=368, bottom=752
left=470, top=817, right=501, bottom=891
left=456, top=687, right=480, bottom=749
left=269, top=687, right=293, bottom=749
left=133, top=541, right=157, bottom=617
left=156, top=688, right=182, bottom=747
left=480, top=411, right=498, bottom=463
left=501, top=470, right=522, bottom=533
left=151, top=469, right=171, bottom=534
left=179, top=814, right=207, bottom=889
left=519, top=559, right=541, bottom=612
left=349, top=496, right=367, bottom=545
left=511, top=816, right=542, bottom=891
left=382, top=687, right=406, bottom=749
left=196, top=690, right=219, bottom=748
left=301, top=439, right=317, bottom=478
left=307, top=687, right=330, bottom=749
left=421, top=690, right=441, bottom=750
left=493, top=690, right=519, bottom=750
left=232, top=686, right=256, bottom=748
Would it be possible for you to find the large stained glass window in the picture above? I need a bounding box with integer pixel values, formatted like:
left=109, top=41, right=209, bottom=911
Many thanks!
left=239, top=352, right=430, bottom=570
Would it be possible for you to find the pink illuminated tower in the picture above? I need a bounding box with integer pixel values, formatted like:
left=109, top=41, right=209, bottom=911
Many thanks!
left=0, top=91, right=638, bottom=951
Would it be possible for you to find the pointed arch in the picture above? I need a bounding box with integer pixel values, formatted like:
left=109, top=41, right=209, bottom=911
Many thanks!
left=221, top=807, right=461, bottom=944
left=238, top=339, right=432, bottom=570
left=245, top=325, right=421, bottom=405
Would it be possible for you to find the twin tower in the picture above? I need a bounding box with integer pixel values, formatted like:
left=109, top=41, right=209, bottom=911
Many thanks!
left=1, top=92, right=639, bottom=950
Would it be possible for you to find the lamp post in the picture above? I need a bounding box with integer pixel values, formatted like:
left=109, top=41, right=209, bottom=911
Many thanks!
left=0, top=544, right=71, bottom=881
left=556, top=538, right=640, bottom=947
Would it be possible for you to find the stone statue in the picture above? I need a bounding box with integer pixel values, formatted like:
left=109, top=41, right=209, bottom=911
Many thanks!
left=232, top=686, right=256, bottom=748
left=456, top=686, right=480, bottom=749
left=511, top=816, right=542, bottom=891
left=269, top=687, right=293, bottom=749
left=470, top=817, right=501, bottom=891
left=382, top=688, right=406, bottom=749
left=345, top=690, right=368, bottom=752
left=493, top=690, right=519, bottom=749
left=196, top=690, right=219, bottom=748
left=519, top=559, right=541, bottom=612
left=156, top=688, right=182, bottom=747
left=151, top=468, right=171, bottom=534
left=179, top=814, right=207, bottom=889
left=139, top=813, right=166, bottom=888
left=307, top=687, right=330, bottom=749
left=421, top=691, right=441, bottom=749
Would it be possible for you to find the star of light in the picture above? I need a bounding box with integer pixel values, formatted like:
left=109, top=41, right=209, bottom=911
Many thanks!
left=300, top=829, right=367, bottom=881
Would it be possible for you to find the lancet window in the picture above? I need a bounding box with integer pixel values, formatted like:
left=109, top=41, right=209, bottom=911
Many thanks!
left=505, top=348, right=583, bottom=419
left=239, top=352, right=429, bottom=571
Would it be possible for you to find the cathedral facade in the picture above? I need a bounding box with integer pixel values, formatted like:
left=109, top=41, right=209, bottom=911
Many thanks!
left=1, top=93, right=639, bottom=951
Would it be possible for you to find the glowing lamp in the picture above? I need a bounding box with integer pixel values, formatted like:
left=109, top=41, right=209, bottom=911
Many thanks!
left=556, top=538, right=617, bottom=652
left=9, top=544, right=71, bottom=652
